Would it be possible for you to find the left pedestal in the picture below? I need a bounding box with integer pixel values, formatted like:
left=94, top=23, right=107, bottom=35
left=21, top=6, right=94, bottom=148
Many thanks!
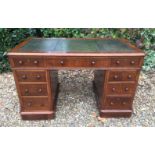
left=13, top=69, right=59, bottom=120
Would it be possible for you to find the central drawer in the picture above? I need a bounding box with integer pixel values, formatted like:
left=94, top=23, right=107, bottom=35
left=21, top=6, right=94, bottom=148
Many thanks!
left=19, top=84, right=48, bottom=96
left=46, top=57, right=109, bottom=68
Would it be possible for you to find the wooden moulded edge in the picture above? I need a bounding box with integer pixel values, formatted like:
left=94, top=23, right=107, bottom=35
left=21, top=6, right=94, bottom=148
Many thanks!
left=7, top=52, right=145, bottom=57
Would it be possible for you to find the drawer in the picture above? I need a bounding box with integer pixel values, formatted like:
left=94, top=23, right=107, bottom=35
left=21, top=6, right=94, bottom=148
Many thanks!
left=12, top=57, right=45, bottom=67
left=19, top=84, right=48, bottom=96
left=108, top=70, right=138, bottom=82
left=15, top=70, right=46, bottom=82
left=21, top=97, right=50, bottom=111
left=46, top=57, right=109, bottom=68
left=111, top=57, right=141, bottom=67
left=103, top=97, right=132, bottom=110
left=106, top=83, right=135, bottom=95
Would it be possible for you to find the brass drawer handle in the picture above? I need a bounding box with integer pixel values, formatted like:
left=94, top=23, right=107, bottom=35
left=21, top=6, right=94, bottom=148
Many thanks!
left=38, top=88, right=42, bottom=93
left=128, top=75, right=132, bottom=79
left=60, top=60, right=64, bottom=65
left=113, top=75, right=118, bottom=79
left=116, top=60, right=120, bottom=64
left=91, top=61, right=96, bottom=65
left=22, top=74, right=27, bottom=79
left=130, top=60, right=135, bottom=65
left=34, top=60, right=39, bottom=64
left=18, top=60, right=23, bottom=64
left=36, top=74, right=41, bottom=79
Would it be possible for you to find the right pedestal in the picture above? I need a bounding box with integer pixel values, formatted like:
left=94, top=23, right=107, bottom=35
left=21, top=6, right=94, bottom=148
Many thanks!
left=93, top=69, right=140, bottom=118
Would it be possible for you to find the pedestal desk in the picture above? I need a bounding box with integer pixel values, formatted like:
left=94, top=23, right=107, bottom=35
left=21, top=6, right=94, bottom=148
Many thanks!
left=7, top=38, right=145, bottom=120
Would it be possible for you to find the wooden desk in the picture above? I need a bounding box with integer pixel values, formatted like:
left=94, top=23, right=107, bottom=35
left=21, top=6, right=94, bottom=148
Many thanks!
left=8, top=38, right=145, bottom=120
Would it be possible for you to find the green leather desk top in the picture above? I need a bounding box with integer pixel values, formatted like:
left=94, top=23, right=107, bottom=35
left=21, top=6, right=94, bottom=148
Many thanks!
left=13, top=38, right=138, bottom=53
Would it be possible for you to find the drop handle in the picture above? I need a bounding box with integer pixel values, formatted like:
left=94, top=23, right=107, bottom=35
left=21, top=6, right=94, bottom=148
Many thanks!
left=34, top=60, right=39, bottom=64
left=122, top=102, right=126, bottom=105
left=60, top=60, right=64, bottom=65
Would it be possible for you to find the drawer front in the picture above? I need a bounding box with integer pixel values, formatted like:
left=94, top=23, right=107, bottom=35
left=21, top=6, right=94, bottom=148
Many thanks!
left=106, top=83, right=135, bottom=95
left=19, top=84, right=48, bottom=96
left=15, top=70, right=46, bottom=82
left=108, top=71, right=123, bottom=81
left=46, top=57, right=109, bottom=68
left=12, top=57, right=45, bottom=67
left=108, top=71, right=138, bottom=82
left=103, top=97, right=132, bottom=110
left=21, top=97, right=50, bottom=111
left=123, top=71, right=138, bottom=81
left=111, top=57, right=141, bottom=68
